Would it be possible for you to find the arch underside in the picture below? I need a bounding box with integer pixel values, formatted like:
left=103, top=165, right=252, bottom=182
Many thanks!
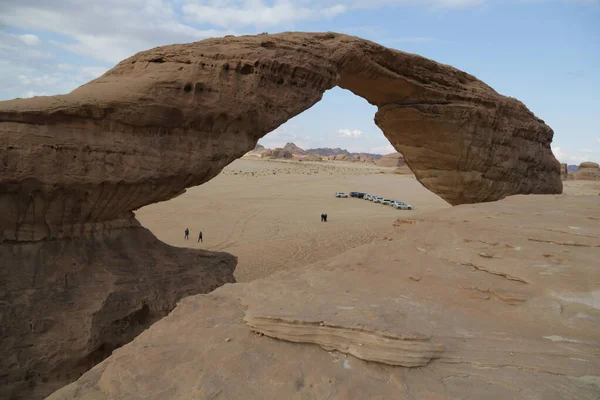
left=0, top=31, right=562, bottom=242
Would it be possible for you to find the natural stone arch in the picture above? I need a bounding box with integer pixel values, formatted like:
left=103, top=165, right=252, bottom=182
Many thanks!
left=0, top=32, right=561, bottom=243
left=0, top=32, right=563, bottom=398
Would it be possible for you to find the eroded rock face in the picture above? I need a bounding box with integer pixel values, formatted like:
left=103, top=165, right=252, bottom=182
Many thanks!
left=579, top=162, right=599, bottom=169
left=48, top=195, right=600, bottom=400
left=0, top=227, right=236, bottom=399
left=0, top=32, right=561, bottom=243
left=0, top=31, right=564, bottom=398
left=573, top=161, right=600, bottom=181
left=376, top=152, right=405, bottom=167
left=261, top=148, right=293, bottom=159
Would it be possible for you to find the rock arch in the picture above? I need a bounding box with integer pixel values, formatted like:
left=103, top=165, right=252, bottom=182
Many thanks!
left=0, top=31, right=561, bottom=243
left=0, top=32, right=562, bottom=398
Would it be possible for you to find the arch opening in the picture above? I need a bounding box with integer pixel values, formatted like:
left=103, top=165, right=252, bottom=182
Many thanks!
left=0, top=31, right=561, bottom=243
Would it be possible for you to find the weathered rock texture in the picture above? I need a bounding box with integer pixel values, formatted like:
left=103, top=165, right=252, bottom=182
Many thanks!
left=0, top=32, right=561, bottom=242
left=244, top=312, right=445, bottom=367
left=376, top=152, right=405, bottom=167
left=0, top=227, right=236, bottom=399
left=0, top=31, right=564, bottom=398
left=560, top=163, right=569, bottom=180
left=48, top=195, right=600, bottom=400
left=261, top=148, right=293, bottom=159
left=573, top=162, right=600, bottom=181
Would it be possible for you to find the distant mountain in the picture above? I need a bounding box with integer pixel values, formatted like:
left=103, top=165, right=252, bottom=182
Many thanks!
left=305, top=147, right=383, bottom=160
left=282, top=142, right=306, bottom=155
left=567, top=165, right=579, bottom=173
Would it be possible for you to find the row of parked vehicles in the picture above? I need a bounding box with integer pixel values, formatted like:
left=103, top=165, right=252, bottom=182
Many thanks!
left=335, top=192, right=413, bottom=210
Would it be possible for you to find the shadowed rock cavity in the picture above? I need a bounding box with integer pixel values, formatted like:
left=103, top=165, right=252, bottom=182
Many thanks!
left=0, top=31, right=561, bottom=242
left=0, top=227, right=236, bottom=399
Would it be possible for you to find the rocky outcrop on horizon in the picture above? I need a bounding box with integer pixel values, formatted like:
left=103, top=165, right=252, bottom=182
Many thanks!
left=48, top=195, right=600, bottom=400
left=560, top=163, right=570, bottom=180
left=305, top=147, right=384, bottom=160
left=0, top=31, right=563, bottom=398
left=572, top=161, right=600, bottom=181
left=376, top=152, right=405, bottom=168
left=261, top=148, right=293, bottom=159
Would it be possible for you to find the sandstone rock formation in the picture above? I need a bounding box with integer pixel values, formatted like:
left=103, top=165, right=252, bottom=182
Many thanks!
left=0, top=227, right=236, bottom=399
left=580, top=162, right=599, bottom=169
left=48, top=195, right=600, bottom=400
left=334, top=154, right=349, bottom=161
left=560, top=163, right=569, bottom=180
left=261, top=148, right=293, bottom=159
left=302, top=154, right=323, bottom=161
left=376, top=152, right=405, bottom=167
left=0, top=33, right=561, bottom=235
left=0, top=31, right=564, bottom=398
left=358, top=154, right=375, bottom=163
left=573, top=161, right=600, bottom=181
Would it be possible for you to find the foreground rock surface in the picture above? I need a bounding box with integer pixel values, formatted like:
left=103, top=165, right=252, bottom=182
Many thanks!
left=50, top=195, right=600, bottom=400
left=0, top=228, right=236, bottom=400
left=0, top=32, right=562, bottom=243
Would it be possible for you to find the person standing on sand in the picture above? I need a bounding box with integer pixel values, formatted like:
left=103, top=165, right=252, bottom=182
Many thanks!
left=184, top=228, right=189, bottom=240
left=198, top=231, right=203, bottom=243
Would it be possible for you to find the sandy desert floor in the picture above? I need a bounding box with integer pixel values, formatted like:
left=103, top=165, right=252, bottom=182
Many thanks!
left=137, top=159, right=599, bottom=282
left=136, top=159, right=448, bottom=281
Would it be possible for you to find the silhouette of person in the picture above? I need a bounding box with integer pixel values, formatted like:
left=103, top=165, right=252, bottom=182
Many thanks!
left=198, top=231, right=203, bottom=242
left=184, top=228, right=189, bottom=240
left=324, top=213, right=328, bottom=222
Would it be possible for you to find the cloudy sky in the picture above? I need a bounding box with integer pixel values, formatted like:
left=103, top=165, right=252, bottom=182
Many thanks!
left=0, top=0, right=598, bottom=160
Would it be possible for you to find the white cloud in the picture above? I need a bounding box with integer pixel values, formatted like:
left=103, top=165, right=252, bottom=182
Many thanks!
left=338, top=128, right=363, bottom=138
left=354, top=0, right=483, bottom=9
left=22, top=90, right=49, bottom=98
left=11, top=33, right=41, bottom=46
left=19, top=74, right=59, bottom=86
left=0, top=0, right=233, bottom=64
left=581, top=148, right=593, bottom=153
left=552, top=146, right=593, bottom=164
left=369, top=143, right=396, bottom=154
left=182, top=1, right=346, bottom=29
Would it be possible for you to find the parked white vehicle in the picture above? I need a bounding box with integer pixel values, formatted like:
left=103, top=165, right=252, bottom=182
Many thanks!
left=364, top=194, right=372, bottom=201
left=382, top=199, right=394, bottom=206
left=335, top=192, right=349, bottom=198
left=393, top=201, right=413, bottom=210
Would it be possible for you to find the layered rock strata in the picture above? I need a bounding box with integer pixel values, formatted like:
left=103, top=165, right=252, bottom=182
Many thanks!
left=0, top=31, right=565, bottom=398
left=244, top=315, right=445, bottom=367
left=376, top=152, right=405, bottom=167
left=0, top=227, right=236, bottom=399
left=48, top=195, right=600, bottom=400
left=573, top=162, right=600, bottom=181
left=0, top=32, right=561, bottom=243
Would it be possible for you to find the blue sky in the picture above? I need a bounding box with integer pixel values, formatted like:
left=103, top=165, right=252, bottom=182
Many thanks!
left=0, top=0, right=598, bottom=161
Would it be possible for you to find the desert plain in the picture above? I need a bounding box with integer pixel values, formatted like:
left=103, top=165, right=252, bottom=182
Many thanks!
left=51, top=158, right=600, bottom=400
left=137, top=158, right=598, bottom=282
left=136, top=158, right=449, bottom=282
